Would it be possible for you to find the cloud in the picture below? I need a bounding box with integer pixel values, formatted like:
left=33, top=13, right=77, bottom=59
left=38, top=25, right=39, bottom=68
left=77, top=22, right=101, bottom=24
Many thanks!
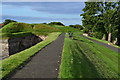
left=2, top=0, right=87, bottom=2
left=2, top=2, right=85, bottom=14
left=2, top=15, right=81, bottom=21
left=2, top=2, right=83, bottom=25
left=33, top=3, right=84, bottom=14
left=2, top=15, right=82, bottom=25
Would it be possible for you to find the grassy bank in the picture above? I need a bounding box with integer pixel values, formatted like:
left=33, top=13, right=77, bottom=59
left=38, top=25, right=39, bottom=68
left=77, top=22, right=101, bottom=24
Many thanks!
left=87, top=36, right=120, bottom=49
left=1, top=22, right=80, bottom=35
left=0, top=22, right=81, bottom=39
left=0, top=32, right=33, bottom=39
left=1, top=32, right=61, bottom=79
left=50, top=25, right=80, bottom=32
left=59, top=32, right=119, bottom=78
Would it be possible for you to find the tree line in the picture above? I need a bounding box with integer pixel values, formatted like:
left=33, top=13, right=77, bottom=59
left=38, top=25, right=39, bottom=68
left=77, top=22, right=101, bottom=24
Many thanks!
left=80, top=2, right=120, bottom=46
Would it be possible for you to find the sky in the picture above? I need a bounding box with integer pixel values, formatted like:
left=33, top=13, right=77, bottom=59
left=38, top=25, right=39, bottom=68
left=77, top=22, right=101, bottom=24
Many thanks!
left=2, top=0, right=87, bottom=2
left=2, top=2, right=85, bottom=25
left=2, top=0, right=118, bottom=2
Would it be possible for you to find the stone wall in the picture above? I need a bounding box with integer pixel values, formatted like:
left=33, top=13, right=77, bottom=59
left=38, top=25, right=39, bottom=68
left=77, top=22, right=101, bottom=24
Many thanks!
left=0, top=39, right=9, bottom=59
left=1, top=34, right=43, bottom=59
left=8, top=34, right=43, bottom=55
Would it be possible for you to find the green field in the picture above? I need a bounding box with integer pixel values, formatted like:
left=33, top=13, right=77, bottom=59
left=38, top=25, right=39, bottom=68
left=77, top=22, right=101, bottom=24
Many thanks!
left=59, top=32, right=119, bottom=78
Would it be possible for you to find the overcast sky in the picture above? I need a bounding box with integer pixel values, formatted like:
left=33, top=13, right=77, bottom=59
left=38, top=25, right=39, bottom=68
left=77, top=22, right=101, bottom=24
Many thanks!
left=2, top=0, right=118, bottom=2
left=2, top=0, right=87, bottom=2
left=2, top=2, right=85, bottom=25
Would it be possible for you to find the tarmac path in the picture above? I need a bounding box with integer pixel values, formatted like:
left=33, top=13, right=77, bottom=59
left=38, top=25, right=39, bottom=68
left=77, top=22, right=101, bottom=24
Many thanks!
left=9, top=33, right=65, bottom=79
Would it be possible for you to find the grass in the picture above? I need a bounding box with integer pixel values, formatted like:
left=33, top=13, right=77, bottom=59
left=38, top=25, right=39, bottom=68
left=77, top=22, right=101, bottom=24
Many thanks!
left=1, top=22, right=32, bottom=33
left=0, top=23, right=81, bottom=38
left=33, top=24, right=59, bottom=32
left=59, top=32, right=119, bottom=78
left=0, top=32, right=33, bottom=39
left=0, top=23, right=60, bottom=39
left=1, top=32, right=61, bottom=79
left=1, top=22, right=81, bottom=34
left=49, top=25, right=81, bottom=32
left=87, top=36, right=120, bottom=49
left=0, top=23, right=59, bottom=36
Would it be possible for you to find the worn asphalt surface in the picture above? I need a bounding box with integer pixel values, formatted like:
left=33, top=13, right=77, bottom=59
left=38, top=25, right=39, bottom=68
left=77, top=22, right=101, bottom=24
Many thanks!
left=9, top=33, right=65, bottom=79
left=80, top=35, right=120, bottom=53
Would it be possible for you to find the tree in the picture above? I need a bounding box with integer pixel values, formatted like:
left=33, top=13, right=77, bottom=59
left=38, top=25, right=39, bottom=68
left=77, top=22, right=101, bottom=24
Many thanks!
left=80, top=2, right=101, bottom=33
left=80, top=1, right=119, bottom=46
left=3, top=19, right=17, bottom=26
left=102, top=2, right=117, bottom=42
left=116, top=1, right=120, bottom=46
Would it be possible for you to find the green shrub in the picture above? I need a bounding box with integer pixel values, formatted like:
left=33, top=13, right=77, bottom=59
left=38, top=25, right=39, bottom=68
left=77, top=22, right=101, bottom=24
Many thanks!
left=69, top=24, right=83, bottom=30
left=92, top=32, right=103, bottom=39
left=3, top=19, right=17, bottom=25
left=48, top=22, right=65, bottom=26
left=83, top=28, right=89, bottom=33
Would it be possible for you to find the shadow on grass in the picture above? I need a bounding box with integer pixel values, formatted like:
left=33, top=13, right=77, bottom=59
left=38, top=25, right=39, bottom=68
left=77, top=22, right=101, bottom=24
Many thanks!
left=72, top=37, right=84, bottom=42
left=70, top=40, right=102, bottom=78
left=73, top=37, right=94, bottom=44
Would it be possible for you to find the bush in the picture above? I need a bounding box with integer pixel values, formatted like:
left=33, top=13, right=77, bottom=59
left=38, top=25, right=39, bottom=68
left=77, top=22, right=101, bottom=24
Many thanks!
left=69, top=24, right=83, bottom=30
left=48, top=22, right=65, bottom=26
left=92, top=32, right=103, bottom=39
left=3, top=19, right=17, bottom=25
left=83, top=28, right=89, bottom=33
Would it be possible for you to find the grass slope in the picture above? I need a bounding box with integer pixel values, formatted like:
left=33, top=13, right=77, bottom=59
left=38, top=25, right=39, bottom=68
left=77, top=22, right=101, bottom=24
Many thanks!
left=0, top=22, right=59, bottom=36
left=1, top=22, right=32, bottom=33
left=1, top=32, right=61, bottom=79
left=0, top=22, right=80, bottom=38
left=87, top=36, right=120, bottom=49
left=59, top=32, right=119, bottom=78
left=1, top=23, right=80, bottom=34
left=50, top=25, right=80, bottom=32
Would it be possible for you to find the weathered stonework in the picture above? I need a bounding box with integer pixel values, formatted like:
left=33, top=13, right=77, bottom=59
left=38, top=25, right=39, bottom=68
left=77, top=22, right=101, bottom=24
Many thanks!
left=0, top=39, right=9, bottom=58
left=8, top=34, right=43, bottom=55
left=1, top=34, right=44, bottom=59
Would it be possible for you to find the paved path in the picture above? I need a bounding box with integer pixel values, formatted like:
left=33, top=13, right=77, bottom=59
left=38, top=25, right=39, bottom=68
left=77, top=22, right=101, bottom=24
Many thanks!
left=9, top=33, right=65, bottom=79
left=80, top=35, right=120, bottom=53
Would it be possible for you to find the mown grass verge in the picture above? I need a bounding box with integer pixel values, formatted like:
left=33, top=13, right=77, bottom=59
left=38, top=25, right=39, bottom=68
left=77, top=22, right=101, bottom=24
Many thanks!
left=59, top=32, right=119, bottom=78
left=87, top=36, right=120, bottom=49
left=1, top=32, right=61, bottom=79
